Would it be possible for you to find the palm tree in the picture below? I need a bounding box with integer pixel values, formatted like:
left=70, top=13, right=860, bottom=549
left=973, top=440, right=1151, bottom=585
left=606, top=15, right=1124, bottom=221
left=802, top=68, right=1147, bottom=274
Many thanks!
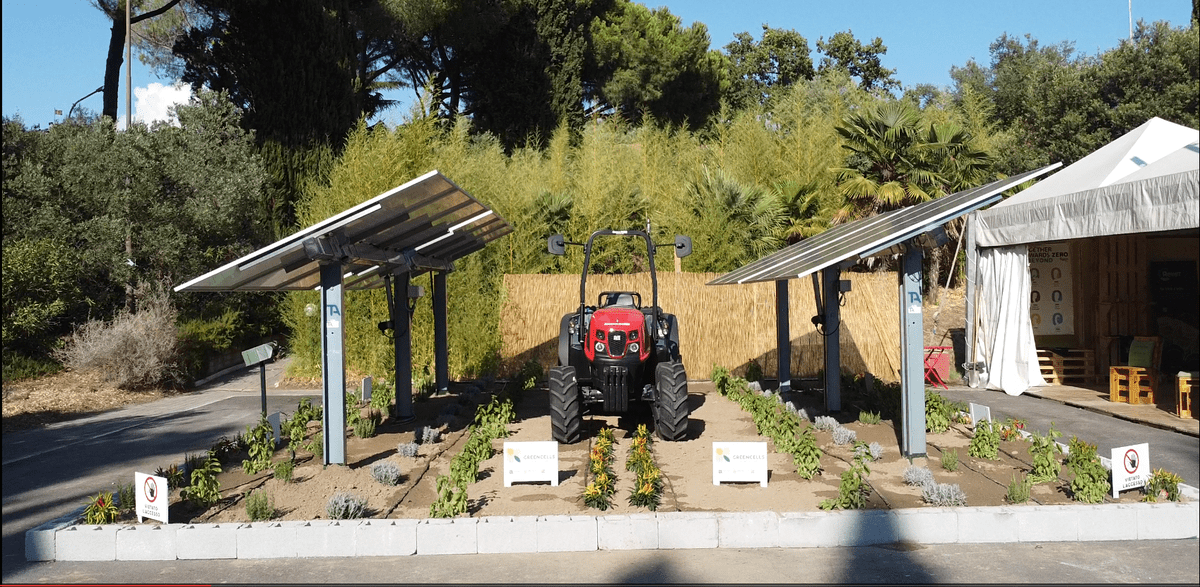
left=686, top=167, right=786, bottom=272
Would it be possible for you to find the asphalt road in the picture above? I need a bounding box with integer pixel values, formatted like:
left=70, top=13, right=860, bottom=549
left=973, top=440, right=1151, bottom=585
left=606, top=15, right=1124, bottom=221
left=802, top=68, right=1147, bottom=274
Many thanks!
left=2, top=361, right=1198, bottom=584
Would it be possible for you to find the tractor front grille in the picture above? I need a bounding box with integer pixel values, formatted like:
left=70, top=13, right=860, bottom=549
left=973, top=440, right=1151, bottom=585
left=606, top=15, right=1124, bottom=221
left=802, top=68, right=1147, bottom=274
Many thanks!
left=599, top=366, right=629, bottom=412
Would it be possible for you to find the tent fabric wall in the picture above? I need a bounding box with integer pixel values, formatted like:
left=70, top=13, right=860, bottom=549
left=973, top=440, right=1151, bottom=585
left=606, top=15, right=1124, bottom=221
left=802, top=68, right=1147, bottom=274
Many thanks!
left=973, top=245, right=1047, bottom=395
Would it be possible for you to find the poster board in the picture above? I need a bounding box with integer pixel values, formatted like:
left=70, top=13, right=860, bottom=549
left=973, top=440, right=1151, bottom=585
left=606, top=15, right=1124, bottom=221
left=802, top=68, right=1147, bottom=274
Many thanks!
left=1029, top=242, right=1074, bottom=335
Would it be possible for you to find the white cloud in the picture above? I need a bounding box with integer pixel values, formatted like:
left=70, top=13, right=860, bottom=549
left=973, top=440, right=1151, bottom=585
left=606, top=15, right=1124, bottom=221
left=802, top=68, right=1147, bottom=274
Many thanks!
left=128, top=82, right=192, bottom=128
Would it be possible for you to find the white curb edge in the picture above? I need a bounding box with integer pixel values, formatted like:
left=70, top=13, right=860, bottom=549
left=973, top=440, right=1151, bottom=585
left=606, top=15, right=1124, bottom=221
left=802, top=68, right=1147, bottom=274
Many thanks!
left=29, top=498, right=1198, bottom=561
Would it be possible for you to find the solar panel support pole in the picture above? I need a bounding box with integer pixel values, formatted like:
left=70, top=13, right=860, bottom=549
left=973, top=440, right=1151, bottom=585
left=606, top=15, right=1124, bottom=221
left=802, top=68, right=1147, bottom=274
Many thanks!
left=320, top=262, right=347, bottom=466
left=433, top=271, right=449, bottom=393
left=775, top=279, right=791, bottom=392
left=394, top=271, right=416, bottom=423
left=821, top=266, right=842, bottom=412
left=899, top=247, right=927, bottom=458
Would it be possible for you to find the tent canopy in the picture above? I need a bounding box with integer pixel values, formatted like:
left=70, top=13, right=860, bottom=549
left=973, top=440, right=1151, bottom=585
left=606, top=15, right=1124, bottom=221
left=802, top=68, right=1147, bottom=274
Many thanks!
left=975, top=119, right=1199, bottom=247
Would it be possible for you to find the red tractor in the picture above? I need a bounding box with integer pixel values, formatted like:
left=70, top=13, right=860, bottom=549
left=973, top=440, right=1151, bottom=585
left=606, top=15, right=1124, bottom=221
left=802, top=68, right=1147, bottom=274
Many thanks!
left=546, top=229, right=692, bottom=443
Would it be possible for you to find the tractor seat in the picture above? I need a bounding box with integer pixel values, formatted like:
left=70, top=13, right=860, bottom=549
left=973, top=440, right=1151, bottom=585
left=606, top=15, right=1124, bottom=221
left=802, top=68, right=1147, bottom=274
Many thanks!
left=603, top=293, right=636, bottom=307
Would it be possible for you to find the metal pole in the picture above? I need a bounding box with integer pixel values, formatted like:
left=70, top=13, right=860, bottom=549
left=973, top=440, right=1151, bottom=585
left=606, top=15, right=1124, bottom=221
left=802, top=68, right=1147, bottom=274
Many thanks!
left=320, top=262, right=346, bottom=465
left=433, top=272, right=449, bottom=393
left=965, top=213, right=979, bottom=388
left=394, top=272, right=415, bottom=422
left=899, top=247, right=927, bottom=458
left=822, top=266, right=841, bottom=412
left=260, top=362, right=267, bottom=417
left=775, top=279, right=791, bottom=392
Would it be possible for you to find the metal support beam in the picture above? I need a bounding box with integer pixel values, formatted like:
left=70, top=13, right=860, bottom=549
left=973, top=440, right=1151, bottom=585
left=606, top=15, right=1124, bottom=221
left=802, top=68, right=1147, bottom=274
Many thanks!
left=394, top=272, right=416, bottom=422
left=775, top=279, right=791, bottom=392
left=319, top=262, right=347, bottom=465
left=433, top=271, right=449, bottom=393
left=964, top=213, right=980, bottom=388
left=822, top=266, right=841, bottom=412
left=899, top=247, right=927, bottom=458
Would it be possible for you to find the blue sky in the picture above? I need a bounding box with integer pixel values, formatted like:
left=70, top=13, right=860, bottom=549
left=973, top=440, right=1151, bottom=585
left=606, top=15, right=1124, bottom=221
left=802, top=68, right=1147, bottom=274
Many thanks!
left=2, top=0, right=1192, bottom=129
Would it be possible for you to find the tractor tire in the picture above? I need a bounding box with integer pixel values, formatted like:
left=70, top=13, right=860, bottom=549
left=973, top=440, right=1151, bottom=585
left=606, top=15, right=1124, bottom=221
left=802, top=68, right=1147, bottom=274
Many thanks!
left=653, top=361, right=689, bottom=441
left=558, top=314, right=572, bottom=367
left=549, top=366, right=582, bottom=444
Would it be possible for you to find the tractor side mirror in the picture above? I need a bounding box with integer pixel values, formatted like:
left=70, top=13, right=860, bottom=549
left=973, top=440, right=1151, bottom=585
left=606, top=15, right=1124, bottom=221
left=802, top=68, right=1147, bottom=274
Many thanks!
left=547, top=234, right=566, bottom=255
left=674, top=235, right=692, bottom=258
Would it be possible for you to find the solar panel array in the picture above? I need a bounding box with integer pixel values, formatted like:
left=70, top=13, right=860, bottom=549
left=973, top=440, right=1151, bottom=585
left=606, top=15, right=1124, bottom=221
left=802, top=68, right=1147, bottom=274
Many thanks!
left=707, top=164, right=1061, bottom=286
left=175, top=170, right=511, bottom=292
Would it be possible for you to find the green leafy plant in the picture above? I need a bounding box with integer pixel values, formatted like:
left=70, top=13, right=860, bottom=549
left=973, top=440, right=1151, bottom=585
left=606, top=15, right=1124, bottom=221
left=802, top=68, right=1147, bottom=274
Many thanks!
left=968, top=419, right=1000, bottom=460
left=245, top=489, right=275, bottom=522
left=1064, top=436, right=1110, bottom=503
left=940, top=448, right=959, bottom=472
left=584, top=428, right=617, bottom=510
left=242, top=416, right=276, bottom=475
left=1142, top=468, right=1183, bottom=502
left=857, top=410, right=881, bottom=425
left=273, top=459, right=295, bottom=483
left=115, top=481, right=135, bottom=513
left=154, top=464, right=187, bottom=490
left=353, top=416, right=377, bottom=439
left=1027, top=423, right=1063, bottom=484
left=307, top=435, right=324, bottom=461
left=210, top=435, right=240, bottom=464
left=183, top=451, right=223, bottom=508
left=625, top=424, right=663, bottom=510
left=820, top=453, right=871, bottom=510
left=83, top=491, right=119, bottom=525
left=326, top=491, right=368, bottom=520
left=344, top=391, right=361, bottom=429
left=925, top=391, right=951, bottom=434
left=792, top=425, right=823, bottom=479
left=1006, top=472, right=1033, bottom=504
left=428, top=475, right=468, bottom=518
left=1000, top=417, right=1027, bottom=441
left=745, top=359, right=763, bottom=382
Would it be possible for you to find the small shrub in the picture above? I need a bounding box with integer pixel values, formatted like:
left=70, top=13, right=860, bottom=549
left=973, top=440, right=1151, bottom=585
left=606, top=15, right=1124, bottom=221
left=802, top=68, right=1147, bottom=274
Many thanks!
left=242, top=416, right=275, bottom=475
left=925, top=391, right=952, bottom=434
left=903, top=465, right=934, bottom=487
left=819, top=454, right=871, bottom=510
left=307, top=435, right=323, bottom=461
left=397, top=442, right=420, bottom=458
left=115, top=481, right=135, bottom=513
left=273, top=459, right=294, bottom=483
left=1143, top=468, right=1183, bottom=502
left=326, top=492, right=367, bottom=520
left=1027, top=423, right=1063, bottom=483
left=968, top=419, right=1000, bottom=460
left=813, top=415, right=839, bottom=432
left=791, top=425, right=823, bottom=479
left=1006, top=472, right=1032, bottom=504
left=183, top=452, right=206, bottom=477
left=922, top=482, right=967, bottom=506
left=857, top=410, right=881, bottom=425
left=416, top=425, right=442, bottom=445
left=154, top=464, right=187, bottom=490
left=1000, top=417, right=1027, bottom=441
left=745, top=359, right=763, bottom=382
left=83, top=491, right=119, bottom=525
left=245, top=489, right=275, bottom=521
left=353, top=417, right=377, bottom=439
left=183, top=451, right=222, bottom=508
left=832, top=426, right=856, bottom=445
left=940, top=449, right=959, bottom=472
left=1064, top=436, right=1109, bottom=503
left=371, top=461, right=403, bottom=486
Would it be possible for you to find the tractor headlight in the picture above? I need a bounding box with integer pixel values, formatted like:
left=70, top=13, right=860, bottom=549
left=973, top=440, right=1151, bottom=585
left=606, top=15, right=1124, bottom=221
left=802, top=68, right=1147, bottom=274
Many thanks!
left=629, top=342, right=639, bottom=353
left=595, top=342, right=605, bottom=353
left=595, top=330, right=606, bottom=341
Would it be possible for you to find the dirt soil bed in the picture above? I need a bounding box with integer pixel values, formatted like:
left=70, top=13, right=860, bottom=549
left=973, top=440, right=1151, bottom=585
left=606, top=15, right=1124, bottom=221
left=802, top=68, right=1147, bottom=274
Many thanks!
left=154, top=378, right=1147, bottom=525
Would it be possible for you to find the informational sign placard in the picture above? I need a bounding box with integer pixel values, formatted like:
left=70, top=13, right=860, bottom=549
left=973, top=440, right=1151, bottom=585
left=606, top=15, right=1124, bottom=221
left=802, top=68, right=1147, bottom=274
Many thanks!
left=503, top=441, right=559, bottom=487
left=134, top=472, right=168, bottom=524
left=712, top=442, right=768, bottom=487
left=969, top=403, right=992, bottom=426
left=1111, top=443, right=1150, bottom=498
left=1028, top=242, right=1073, bottom=335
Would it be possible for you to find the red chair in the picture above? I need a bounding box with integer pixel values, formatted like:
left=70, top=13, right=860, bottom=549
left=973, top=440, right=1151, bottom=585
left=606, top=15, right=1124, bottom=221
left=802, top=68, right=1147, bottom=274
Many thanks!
left=924, top=346, right=952, bottom=389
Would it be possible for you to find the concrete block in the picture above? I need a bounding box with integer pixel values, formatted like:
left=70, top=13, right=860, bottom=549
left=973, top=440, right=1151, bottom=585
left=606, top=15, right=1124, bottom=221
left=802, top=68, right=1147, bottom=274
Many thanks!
left=176, top=523, right=237, bottom=559
left=1079, top=504, right=1138, bottom=542
left=957, top=506, right=1018, bottom=544
left=293, top=520, right=356, bottom=558
left=657, top=512, right=718, bottom=549
left=597, top=514, right=658, bottom=551
left=56, top=524, right=118, bottom=561
left=1137, top=502, right=1199, bottom=540
left=717, top=512, right=779, bottom=548
left=778, top=511, right=839, bottom=548
left=355, top=520, right=417, bottom=556
left=115, top=525, right=178, bottom=560
left=831, top=510, right=897, bottom=547
left=536, top=515, right=597, bottom=552
left=477, top=516, right=538, bottom=553
left=25, top=511, right=81, bottom=561
left=1016, top=505, right=1079, bottom=542
left=888, top=508, right=958, bottom=544
left=237, top=521, right=298, bottom=559
left=416, top=518, right=478, bottom=555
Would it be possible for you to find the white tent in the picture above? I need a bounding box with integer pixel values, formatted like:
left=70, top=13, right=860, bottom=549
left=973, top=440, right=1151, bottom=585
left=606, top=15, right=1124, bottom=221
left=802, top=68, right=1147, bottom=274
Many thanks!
left=967, top=117, right=1200, bottom=395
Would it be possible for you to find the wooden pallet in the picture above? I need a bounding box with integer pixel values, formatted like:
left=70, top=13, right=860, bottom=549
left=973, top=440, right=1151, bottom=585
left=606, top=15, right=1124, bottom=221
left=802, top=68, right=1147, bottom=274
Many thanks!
left=1038, top=349, right=1096, bottom=385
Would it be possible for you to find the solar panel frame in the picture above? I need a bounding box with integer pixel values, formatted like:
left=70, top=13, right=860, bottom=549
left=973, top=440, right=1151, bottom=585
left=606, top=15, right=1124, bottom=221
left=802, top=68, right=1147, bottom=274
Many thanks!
left=174, top=170, right=511, bottom=292
left=708, top=164, right=1061, bottom=286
